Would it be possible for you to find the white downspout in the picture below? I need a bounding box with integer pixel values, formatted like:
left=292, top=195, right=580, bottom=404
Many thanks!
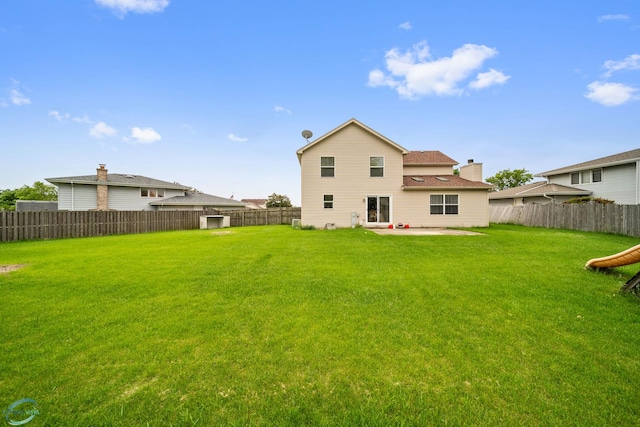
left=636, top=161, right=640, bottom=204
left=71, top=181, right=75, bottom=211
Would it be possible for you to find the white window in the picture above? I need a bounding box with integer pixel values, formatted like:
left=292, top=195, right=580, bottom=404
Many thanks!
left=324, top=194, right=334, bottom=209
left=141, top=188, right=165, bottom=198
left=571, top=169, right=603, bottom=184
left=370, top=156, right=384, bottom=177
left=430, top=194, right=459, bottom=215
left=571, top=173, right=579, bottom=185
left=592, top=169, right=602, bottom=183
left=321, top=157, right=335, bottom=177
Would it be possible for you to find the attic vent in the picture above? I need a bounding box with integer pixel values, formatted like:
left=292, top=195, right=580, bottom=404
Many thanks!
left=125, top=175, right=135, bottom=179
left=411, top=176, right=425, bottom=182
left=435, top=176, right=449, bottom=181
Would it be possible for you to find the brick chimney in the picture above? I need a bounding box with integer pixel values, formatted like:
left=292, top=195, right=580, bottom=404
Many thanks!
left=460, top=159, right=483, bottom=182
left=96, top=164, right=108, bottom=210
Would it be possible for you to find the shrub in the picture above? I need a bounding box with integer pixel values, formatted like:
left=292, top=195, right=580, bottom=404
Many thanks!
left=564, top=196, right=615, bottom=205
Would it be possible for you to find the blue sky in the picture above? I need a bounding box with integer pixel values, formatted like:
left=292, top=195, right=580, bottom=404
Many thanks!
left=1, top=0, right=639, bottom=205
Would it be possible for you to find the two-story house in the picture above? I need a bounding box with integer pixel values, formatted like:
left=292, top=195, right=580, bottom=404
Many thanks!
left=296, top=119, right=492, bottom=228
left=536, top=148, right=640, bottom=205
left=46, top=164, right=246, bottom=211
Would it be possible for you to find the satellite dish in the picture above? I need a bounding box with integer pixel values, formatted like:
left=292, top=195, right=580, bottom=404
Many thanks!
left=301, top=130, right=313, bottom=140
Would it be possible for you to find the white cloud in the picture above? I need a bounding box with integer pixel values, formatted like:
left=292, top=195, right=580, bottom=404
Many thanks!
left=228, top=133, right=248, bottom=142
left=399, top=21, right=412, bottom=31
left=8, top=80, right=30, bottom=106
left=95, top=0, right=169, bottom=15
left=90, top=122, right=118, bottom=138
left=274, top=105, right=292, bottom=114
left=368, top=40, right=506, bottom=99
left=128, top=126, right=161, bottom=143
left=603, top=54, right=640, bottom=77
left=48, top=110, right=69, bottom=122
left=585, top=81, right=638, bottom=106
left=73, top=115, right=94, bottom=124
left=10, top=89, right=30, bottom=106
left=469, top=68, right=511, bottom=90
left=598, top=14, right=629, bottom=23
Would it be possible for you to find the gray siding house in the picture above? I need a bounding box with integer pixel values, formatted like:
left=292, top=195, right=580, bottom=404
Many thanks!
left=490, top=148, right=640, bottom=206
left=536, top=148, right=640, bottom=205
left=46, top=164, right=245, bottom=211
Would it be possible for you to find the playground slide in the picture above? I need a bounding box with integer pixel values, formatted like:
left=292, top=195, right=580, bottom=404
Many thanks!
left=585, top=243, right=640, bottom=269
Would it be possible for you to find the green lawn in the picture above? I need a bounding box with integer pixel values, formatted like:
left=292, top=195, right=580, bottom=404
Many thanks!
left=1, top=224, right=640, bottom=426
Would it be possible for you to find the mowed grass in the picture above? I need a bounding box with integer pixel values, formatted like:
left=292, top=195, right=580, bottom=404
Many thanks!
left=1, top=224, right=640, bottom=426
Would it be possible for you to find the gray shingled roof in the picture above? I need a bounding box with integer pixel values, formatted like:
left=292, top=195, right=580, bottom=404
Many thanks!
left=537, top=148, right=640, bottom=177
left=488, top=182, right=591, bottom=199
left=150, top=192, right=245, bottom=207
left=46, top=173, right=191, bottom=190
left=402, top=175, right=493, bottom=190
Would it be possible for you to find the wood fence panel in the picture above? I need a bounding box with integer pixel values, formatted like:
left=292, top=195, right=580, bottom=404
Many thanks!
left=489, top=204, right=640, bottom=238
left=0, top=207, right=301, bottom=242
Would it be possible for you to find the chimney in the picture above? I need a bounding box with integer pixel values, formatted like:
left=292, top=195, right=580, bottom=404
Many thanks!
left=459, top=159, right=483, bottom=182
left=96, top=164, right=108, bottom=210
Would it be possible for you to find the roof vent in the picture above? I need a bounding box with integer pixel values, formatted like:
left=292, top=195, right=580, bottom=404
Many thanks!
left=436, top=176, right=450, bottom=181
left=125, top=174, right=135, bottom=179
left=411, top=176, right=425, bottom=182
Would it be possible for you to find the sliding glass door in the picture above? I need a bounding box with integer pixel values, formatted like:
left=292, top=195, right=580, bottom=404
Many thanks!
left=366, top=196, right=391, bottom=224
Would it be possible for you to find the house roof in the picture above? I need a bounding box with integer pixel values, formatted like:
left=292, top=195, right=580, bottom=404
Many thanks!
left=402, top=175, right=493, bottom=190
left=488, top=181, right=592, bottom=200
left=403, top=151, right=458, bottom=166
left=149, top=192, right=245, bottom=207
left=296, top=118, right=409, bottom=162
left=46, top=173, right=191, bottom=190
left=537, top=148, right=640, bottom=177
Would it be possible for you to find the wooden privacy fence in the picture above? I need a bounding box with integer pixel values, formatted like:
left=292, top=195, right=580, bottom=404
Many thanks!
left=0, top=208, right=301, bottom=242
left=489, top=204, right=640, bottom=238
left=224, top=208, right=300, bottom=227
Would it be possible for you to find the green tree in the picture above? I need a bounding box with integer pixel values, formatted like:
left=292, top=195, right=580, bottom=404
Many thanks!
left=266, top=193, right=292, bottom=208
left=0, top=181, right=57, bottom=211
left=15, top=181, right=58, bottom=201
left=0, top=189, right=18, bottom=211
left=486, top=168, right=533, bottom=191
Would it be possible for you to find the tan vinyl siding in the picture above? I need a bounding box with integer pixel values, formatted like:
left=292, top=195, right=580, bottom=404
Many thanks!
left=300, top=123, right=404, bottom=228
left=299, top=120, right=490, bottom=228
left=394, top=190, right=489, bottom=227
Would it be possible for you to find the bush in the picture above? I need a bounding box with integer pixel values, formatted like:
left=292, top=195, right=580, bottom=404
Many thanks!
left=564, top=196, right=615, bottom=205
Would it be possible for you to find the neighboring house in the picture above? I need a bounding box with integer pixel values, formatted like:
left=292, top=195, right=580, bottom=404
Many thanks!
left=488, top=181, right=591, bottom=206
left=46, top=164, right=245, bottom=211
left=536, top=148, right=640, bottom=205
left=241, top=199, right=268, bottom=209
left=296, top=118, right=493, bottom=228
